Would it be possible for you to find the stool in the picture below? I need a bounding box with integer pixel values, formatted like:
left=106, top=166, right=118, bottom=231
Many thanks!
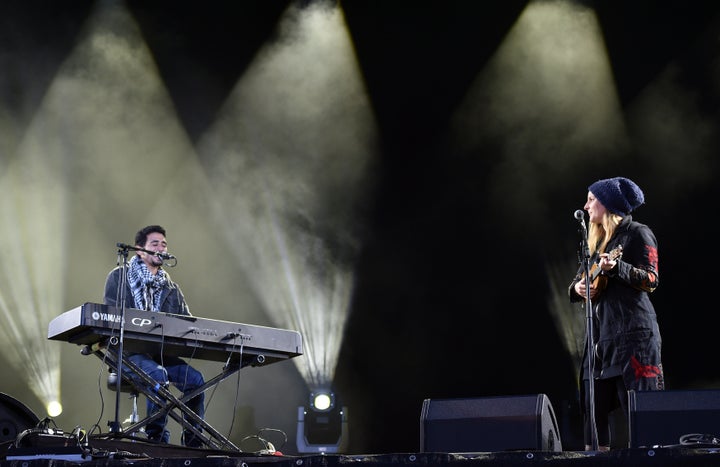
left=107, top=372, right=141, bottom=426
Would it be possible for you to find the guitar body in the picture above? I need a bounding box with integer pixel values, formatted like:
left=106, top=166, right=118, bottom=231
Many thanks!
left=586, top=245, right=623, bottom=296
left=590, top=266, right=609, bottom=294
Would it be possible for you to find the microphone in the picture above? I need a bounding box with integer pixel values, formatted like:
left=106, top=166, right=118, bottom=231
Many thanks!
left=574, top=209, right=586, bottom=232
left=116, top=242, right=175, bottom=260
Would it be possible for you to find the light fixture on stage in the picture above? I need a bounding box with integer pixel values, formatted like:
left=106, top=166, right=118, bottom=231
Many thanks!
left=296, top=389, right=348, bottom=453
left=46, top=401, right=62, bottom=418
left=312, top=391, right=333, bottom=411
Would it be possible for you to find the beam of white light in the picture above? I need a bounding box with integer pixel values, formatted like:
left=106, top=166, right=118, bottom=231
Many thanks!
left=0, top=0, right=195, bottom=420
left=447, top=0, right=628, bottom=375
left=197, top=2, right=378, bottom=389
left=0, top=141, right=66, bottom=416
left=264, top=202, right=355, bottom=387
left=29, top=0, right=295, bottom=443
left=450, top=0, right=627, bottom=232
left=546, top=261, right=586, bottom=383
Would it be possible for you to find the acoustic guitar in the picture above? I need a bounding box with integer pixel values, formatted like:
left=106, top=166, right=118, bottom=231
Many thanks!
left=586, top=245, right=623, bottom=295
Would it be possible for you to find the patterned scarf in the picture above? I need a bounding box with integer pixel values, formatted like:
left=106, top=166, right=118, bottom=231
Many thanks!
left=127, top=255, right=168, bottom=311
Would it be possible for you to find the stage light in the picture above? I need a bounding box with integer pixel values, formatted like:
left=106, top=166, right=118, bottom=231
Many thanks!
left=312, top=391, right=333, bottom=411
left=296, top=390, right=348, bottom=453
left=46, top=401, right=62, bottom=417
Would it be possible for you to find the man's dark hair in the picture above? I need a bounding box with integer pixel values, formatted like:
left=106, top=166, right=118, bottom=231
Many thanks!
left=135, top=225, right=166, bottom=247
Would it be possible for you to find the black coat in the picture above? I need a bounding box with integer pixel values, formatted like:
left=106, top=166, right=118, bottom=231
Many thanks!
left=569, top=216, right=665, bottom=391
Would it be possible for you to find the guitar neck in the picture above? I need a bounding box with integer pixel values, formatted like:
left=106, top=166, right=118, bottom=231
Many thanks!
left=588, top=246, right=623, bottom=282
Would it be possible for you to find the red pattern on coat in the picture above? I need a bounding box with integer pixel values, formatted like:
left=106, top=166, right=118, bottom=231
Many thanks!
left=630, top=355, right=662, bottom=381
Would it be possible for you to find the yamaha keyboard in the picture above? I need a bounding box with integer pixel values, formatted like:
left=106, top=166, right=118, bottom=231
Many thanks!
left=48, top=302, right=303, bottom=365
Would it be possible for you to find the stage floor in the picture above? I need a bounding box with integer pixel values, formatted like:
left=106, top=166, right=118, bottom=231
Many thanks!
left=2, top=435, right=720, bottom=467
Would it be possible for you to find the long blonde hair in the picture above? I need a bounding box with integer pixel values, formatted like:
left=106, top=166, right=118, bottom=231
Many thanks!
left=588, top=212, right=623, bottom=255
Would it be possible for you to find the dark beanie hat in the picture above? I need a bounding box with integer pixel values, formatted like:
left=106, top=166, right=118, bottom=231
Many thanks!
left=588, top=177, right=645, bottom=216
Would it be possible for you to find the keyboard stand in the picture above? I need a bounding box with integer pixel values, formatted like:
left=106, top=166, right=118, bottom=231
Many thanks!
left=86, top=338, right=244, bottom=451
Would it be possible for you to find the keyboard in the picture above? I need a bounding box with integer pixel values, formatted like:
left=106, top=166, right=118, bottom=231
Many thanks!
left=48, top=302, right=303, bottom=366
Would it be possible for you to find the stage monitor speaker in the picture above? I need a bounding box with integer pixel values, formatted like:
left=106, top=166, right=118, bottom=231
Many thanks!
left=0, top=393, right=41, bottom=443
left=420, top=394, right=562, bottom=452
left=628, top=389, right=720, bottom=448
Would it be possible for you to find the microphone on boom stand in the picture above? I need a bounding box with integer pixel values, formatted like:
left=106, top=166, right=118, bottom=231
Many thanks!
left=116, top=242, right=178, bottom=266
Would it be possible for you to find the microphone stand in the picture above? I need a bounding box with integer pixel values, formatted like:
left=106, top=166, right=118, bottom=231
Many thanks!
left=577, top=219, right=599, bottom=451
left=109, top=244, right=131, bottom=434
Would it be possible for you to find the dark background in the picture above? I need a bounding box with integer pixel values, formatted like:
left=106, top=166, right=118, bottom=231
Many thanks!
left=2, top=0, right=719, bottom=455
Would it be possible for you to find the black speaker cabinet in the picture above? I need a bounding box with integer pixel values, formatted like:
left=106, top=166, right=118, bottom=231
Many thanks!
left=0, top=393, right=40, bottom=443
left=628, top=389, right=720, bottom=448
left=420, top=394, right=562, bottom=452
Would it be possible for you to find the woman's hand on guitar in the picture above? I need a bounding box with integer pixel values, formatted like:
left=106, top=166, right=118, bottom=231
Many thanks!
left=598, top=253, right=618, bottom=272
left=575, top=277, right=597, bottom=300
